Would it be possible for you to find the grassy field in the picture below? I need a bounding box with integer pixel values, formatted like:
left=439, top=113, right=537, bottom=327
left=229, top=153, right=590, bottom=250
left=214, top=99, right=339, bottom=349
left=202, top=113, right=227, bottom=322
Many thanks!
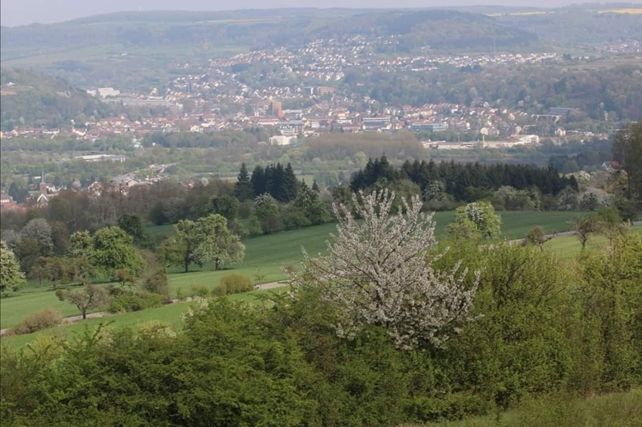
left=1, top=210, right=585, bottom=331
left=426, top=388, right=642, bottom=426
left=0, top=210, right=587, bottom=348
left=1, top=288, right=286, bottom=350
left=544, top=226, right=642, bottom=260
left=157, top=210, right=585, bottom=292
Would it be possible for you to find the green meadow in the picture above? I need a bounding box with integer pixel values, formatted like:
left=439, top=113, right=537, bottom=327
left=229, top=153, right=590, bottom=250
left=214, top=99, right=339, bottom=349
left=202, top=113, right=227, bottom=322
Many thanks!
left=0, top=210, right=591, bottom=349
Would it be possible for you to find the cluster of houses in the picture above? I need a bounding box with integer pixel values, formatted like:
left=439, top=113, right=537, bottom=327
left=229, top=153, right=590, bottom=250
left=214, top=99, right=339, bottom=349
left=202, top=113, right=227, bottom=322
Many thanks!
left=0, top=163, right=176, bottom=213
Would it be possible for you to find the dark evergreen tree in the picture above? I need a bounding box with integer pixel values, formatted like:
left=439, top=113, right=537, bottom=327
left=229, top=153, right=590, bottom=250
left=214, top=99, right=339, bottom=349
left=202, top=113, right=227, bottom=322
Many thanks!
left=251, top=165, right=266, bottom=197
left=268, top=163, right=286, bottom=202
left=282, top=163, right=299, bottom=203
left=235, top=163, right=253, bottom=201
left=350, top=157, right=576, bottom=203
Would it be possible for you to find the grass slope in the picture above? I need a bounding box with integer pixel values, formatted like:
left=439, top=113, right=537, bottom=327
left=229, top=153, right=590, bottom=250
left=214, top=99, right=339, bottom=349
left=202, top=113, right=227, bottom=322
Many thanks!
left=1, top=211, right=585, bottom=339
left=1, top=288, right=285, bottom=350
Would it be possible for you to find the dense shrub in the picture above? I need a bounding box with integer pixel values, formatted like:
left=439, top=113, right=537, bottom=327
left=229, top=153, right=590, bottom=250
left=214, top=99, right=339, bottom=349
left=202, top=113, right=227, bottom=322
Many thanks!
left=189, top=284, right=210, bottom=298
left=213, top=273, right=253, bottom=296
left=11, top=309, right=63, bottom=335
left=1, top=232, right=640, bottom=426
left=142, top=269, right=169, bottom=297
left=107, top=289, right=163, bottom=313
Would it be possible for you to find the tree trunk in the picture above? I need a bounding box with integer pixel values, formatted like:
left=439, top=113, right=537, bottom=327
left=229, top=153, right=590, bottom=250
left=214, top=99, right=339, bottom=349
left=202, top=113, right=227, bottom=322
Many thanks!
left=184, top=256, right=189, bottom=273
left=81, top=308, right=87, bottom=320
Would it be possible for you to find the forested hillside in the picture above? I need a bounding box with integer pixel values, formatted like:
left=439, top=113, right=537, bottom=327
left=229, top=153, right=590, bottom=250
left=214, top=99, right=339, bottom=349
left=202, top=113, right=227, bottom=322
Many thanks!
left=0, top=68, right=112, bottom=129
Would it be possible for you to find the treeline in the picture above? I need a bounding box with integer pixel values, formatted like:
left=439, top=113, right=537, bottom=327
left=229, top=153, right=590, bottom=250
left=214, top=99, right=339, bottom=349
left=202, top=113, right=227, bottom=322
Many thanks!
left=0, top=162, right=332, bottom=282
left=547, top=140, right=613, bottom=173
left=314, top=10, right=536, bottom=51
left=247, top=163, right=299, bottom=203
left=350, top=156, right=577, bottom=209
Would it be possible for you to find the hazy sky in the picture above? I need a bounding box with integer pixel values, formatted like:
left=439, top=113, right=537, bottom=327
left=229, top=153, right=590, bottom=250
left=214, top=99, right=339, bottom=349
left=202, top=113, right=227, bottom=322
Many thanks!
left=2, top=0, right=640, bottom=26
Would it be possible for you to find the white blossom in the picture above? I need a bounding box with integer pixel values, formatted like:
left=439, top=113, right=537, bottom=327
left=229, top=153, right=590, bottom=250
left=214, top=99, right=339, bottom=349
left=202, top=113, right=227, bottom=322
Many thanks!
left=291, top=189, right=478, bottom=350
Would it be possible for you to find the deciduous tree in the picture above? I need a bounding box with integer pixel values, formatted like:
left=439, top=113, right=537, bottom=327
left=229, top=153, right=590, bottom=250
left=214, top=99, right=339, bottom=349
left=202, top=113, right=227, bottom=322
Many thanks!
left=0, top=240, right=25, bottom=294
left=195, top=214, right=245, bottom=270
left=55, top=284, right=108, bottom=320
left=451, top=201, right=502, bottom=240
left=613, top=120, right=642, bottom=203
left=91, top=227, right=144, bottom=279
left=292, top=190, right=477, bottom=350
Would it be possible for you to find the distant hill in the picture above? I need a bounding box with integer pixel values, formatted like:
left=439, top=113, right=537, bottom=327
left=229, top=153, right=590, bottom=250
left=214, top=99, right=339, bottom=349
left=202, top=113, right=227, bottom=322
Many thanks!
left=496, top=7, right=642, bottom=47
left=1, top=7, right=640, bottom=92
left=0, top=9, right=537, bottom=57
left=0, top=68, right=112, bottom=130
left=311, top=10, right=537, bottom=51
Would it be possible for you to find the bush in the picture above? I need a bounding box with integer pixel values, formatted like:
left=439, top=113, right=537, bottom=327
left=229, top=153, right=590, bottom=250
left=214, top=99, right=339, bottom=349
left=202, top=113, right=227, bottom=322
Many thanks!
left=12, top=309, right=63, bottom=335
left=213, top=273, right=253, bottom=296
left=283, top=209, right=312, bottom=230
left=404, top=393, right=492, bottom=423
left=143, top=270, right=169, bottom=297
left=108, top=290, right=163, bottom=313
left=189, top=284, right=210, bottom=298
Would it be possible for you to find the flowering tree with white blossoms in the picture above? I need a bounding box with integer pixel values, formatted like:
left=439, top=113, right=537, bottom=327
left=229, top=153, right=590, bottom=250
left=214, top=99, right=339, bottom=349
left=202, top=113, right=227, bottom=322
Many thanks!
left=291, top=189, right=478, bottom=350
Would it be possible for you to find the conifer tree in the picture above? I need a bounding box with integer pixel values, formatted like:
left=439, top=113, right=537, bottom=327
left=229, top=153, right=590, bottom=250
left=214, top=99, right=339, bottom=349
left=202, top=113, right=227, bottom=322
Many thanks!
left=235, top=163, right=254, bottom=201
left=251, top=165, right=266, bottom=197
left=282, top=163, right=299, bottom=202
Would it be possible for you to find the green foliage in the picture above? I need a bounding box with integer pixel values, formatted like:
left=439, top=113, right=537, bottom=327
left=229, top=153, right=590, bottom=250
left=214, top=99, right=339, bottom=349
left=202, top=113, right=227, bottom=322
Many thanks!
left=143, top=270, right=169, bottom=297
left=161, top=219, right=201, bottom=273
left=354, top=157, right=573, bottom=205
left=451, top=201, right=502, bottom=240
left=54, top=284, right=109, bottom=320
left=13, top=218, right=54, bottom=274
left=2, top=229, right=642, bottom=425
left=211, top=194, right=240, bottom=222
left=523, top=226, right=548, bottom=250
left=571, top=233, right=642, bottom=391
left=91, top=227, right=143, bottom=275
left=254, top=193, right=284, bottom=234
left=1, top=216, right=640, bottom=425
left=234, top=163, right=254, bottom=201
left=213, top=273, right=253, bottom=296
left=161, top=214, right=245, bottom=272
left=0, top=241, right=25, bottom=294
left=613, top=120, right=642, bottom=204
left=107, top=288, right=164, bottom=313
left=0, top=68, right=112, bottom=129
left=250, top=163, right=300, bottom=202
left=195, top=214, right=245, bottom=270
left=117, top=214, right=147, bottom=246
left=492, top=186, right=540, bottom=211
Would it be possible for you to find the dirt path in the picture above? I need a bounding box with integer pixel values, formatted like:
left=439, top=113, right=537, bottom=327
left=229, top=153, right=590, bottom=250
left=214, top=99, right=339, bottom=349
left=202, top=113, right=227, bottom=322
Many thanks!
left=61, top=311, right=112, bottom=324
left=254, top=281, right=290, bottom=291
